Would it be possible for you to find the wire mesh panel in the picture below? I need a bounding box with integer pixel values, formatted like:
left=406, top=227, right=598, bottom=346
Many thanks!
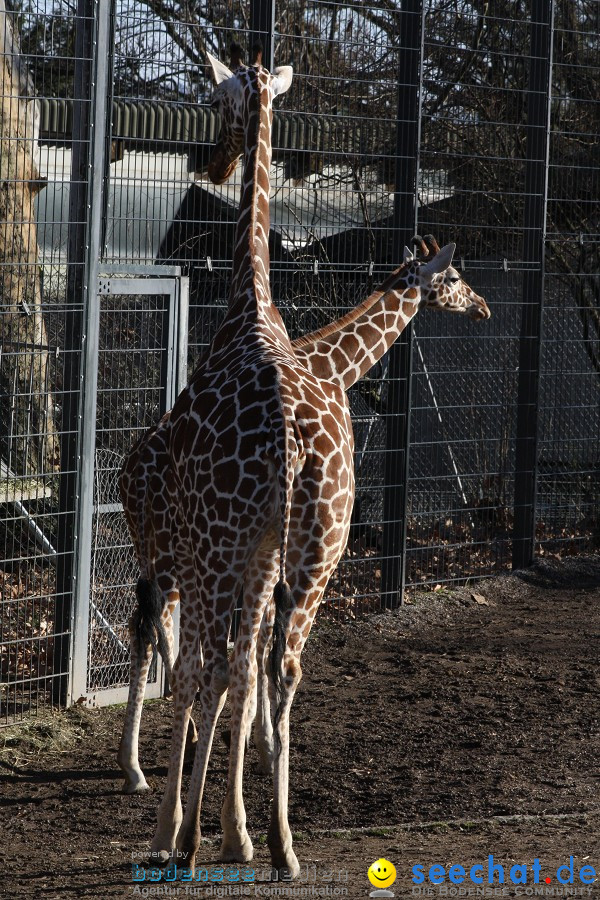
left=88, top=446, right=141, bottom=694
left=85, top=288, right=167, bottom=695
left=0, top=1, right=79, bottom=724
left=406, top=292, right=520, bottom=587
left=538, top=0, right=600, bottom=556
left=403, top=3, right=530, bottom=589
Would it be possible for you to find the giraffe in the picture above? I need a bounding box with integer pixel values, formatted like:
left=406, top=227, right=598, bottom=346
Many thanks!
left=135, top=40, right=490, bottom=875
left=116, top=236, right=490, bottom=794
left=145, top=46, right=364, bottom=878
left=143, top=46, right=357, bottom=878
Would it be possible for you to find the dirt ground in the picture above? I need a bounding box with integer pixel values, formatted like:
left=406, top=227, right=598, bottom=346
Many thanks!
left=2, top=555, right=599, bottom=899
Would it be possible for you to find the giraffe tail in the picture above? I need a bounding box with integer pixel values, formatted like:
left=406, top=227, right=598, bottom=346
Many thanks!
left=269, top=579, right=292, bottom=755
left=132, top=577, right=169, bottom=664
left=130, top=425, right=168, bottom=665
left=268, top=411, right=297, bottom=756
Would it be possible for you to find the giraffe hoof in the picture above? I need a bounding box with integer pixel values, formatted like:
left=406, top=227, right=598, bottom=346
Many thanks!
left=255, top=749, right=274, bottom=776
left=272, top=862, right=301, bottom=882
left=121, top=773, right=151, bottom=794
left=186, top=718, right=198, bottom=746
left=148, top=849, right=171, bottom=867
left=184, top=736, right=198, bottom=765
left=269, top=848, right=300, bottom=881
left=219, top=835, right=254, bottom=863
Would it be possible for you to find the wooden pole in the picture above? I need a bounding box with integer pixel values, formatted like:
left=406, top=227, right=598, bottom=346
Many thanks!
left=0, top=0, right=58, bottom=477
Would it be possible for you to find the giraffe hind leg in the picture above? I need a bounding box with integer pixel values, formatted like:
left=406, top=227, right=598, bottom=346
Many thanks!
left=117, top=579, right=174, bottom=793
left=267, top=516, right=352, bottom=880
left=117, top=612, right=155, bottom=793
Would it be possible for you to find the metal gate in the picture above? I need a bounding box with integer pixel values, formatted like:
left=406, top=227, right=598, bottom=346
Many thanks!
left=70, top=269, right=188, bottom=707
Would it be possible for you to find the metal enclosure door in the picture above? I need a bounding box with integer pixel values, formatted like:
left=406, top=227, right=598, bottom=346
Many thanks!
left=70, top=270, right=188, bottom=707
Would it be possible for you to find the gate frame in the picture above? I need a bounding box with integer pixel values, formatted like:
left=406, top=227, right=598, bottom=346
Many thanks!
left=69, top=268, right=189, bottom=708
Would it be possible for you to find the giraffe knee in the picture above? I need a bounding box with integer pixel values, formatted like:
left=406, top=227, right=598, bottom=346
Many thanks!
left=211, top=660, right=230, bottom=695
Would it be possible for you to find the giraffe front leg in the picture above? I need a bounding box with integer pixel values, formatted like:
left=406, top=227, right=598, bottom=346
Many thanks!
left=175, top=649, right=230, bottom=870
left=152, top=594, right=199, bottom=758
left=219, top=653, right=255, bottom=863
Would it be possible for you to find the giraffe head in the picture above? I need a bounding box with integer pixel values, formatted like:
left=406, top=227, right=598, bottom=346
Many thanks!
left=205, top=44, right=293, bottom=185
left=403, top=240, right=491, bottom=321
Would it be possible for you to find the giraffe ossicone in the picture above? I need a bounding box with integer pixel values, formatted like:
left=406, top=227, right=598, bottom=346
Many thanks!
left=117, top=46, right=490, bottom=879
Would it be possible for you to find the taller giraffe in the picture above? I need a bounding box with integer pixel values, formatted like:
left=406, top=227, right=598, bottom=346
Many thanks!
left=147, top=46, right=358, bottom=878
left=142, top=39, right=490, bottom=874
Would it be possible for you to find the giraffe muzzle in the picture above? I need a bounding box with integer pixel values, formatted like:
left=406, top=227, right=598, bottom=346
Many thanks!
left=208, top=144, right=240, bottom=185
left=469, top=296, right=491, bottom=321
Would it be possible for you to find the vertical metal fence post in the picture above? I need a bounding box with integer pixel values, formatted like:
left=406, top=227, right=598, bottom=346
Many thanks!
left=381, top=0, right=424, bottom=609
left=512, top=0, right=554, bottom=571
left=55, top=0, right=112, bottom=704
left=54, top=1, right=93, bottom=704
left=177, top=277, right=190, bottom=395
left=250, top=0, right=275, bottom=71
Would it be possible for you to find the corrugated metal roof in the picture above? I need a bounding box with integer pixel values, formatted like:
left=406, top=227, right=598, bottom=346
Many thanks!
left=38, top=97, right=330, bottom=156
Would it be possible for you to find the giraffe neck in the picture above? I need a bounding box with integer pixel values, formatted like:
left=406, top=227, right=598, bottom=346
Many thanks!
left=210, top=70, right=290, bottom=354
left=293, top=266, right=420, bottom=390
left=229, top=83, right=270, bottom=303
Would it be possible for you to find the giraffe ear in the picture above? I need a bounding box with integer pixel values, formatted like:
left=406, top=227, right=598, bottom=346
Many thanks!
left=272, top=65, right=293, bottom=97
left=403, top=246, right=414, bottom=263
left=420, top=242, right=456, bottom=276
left=206, top=51, right=234, bottom=86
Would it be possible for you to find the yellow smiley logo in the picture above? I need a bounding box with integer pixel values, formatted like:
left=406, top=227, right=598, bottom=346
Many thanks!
left=368, top=858, right=397, bottom=889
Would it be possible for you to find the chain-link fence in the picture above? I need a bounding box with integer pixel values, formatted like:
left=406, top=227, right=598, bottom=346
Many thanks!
left=1, top=0, right=598, bottom=723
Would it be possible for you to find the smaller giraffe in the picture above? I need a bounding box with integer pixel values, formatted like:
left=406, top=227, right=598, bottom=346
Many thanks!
left=117, top=236, right=490, bottom=794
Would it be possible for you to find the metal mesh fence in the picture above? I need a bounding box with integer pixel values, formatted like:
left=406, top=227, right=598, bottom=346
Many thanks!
left=538, top=1, right=600, bottom=556
left=1, top=0, right=598, bottom=721
left=405, top=2, right=529, bottom=588
left=0, top=0, right=80, bottom=723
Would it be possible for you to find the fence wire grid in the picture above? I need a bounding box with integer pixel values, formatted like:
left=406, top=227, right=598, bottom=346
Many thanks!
left=0, top=0, right=598, bottom=723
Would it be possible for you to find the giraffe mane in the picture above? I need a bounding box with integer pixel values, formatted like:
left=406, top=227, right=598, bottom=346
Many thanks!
left=291, top=260, right=410, bottom=350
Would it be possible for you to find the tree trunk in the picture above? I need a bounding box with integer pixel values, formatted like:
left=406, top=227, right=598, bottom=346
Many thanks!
left=0, top=3, right=58, bottom=477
